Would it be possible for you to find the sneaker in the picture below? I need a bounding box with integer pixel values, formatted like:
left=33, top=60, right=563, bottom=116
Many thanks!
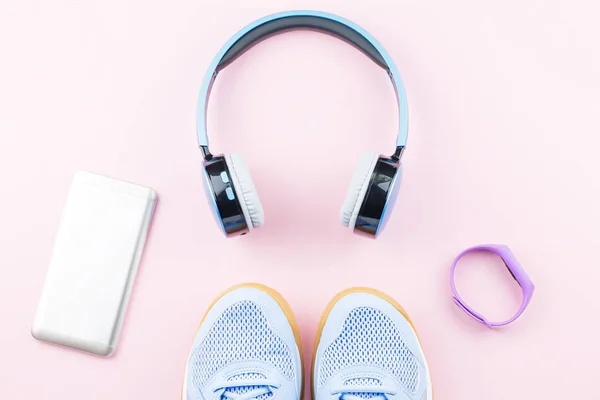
left=182, top=283, right=304, bottom=400
left=312, top=288, right=433, bottom=400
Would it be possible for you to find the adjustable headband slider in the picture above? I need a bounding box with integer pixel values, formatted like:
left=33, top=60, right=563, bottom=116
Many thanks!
left=391, top=146, right=405, bottom=162
left=200, top=145, right=212, bottom=161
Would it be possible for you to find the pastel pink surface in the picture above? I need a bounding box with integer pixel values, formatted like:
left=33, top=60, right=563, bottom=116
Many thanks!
left=1, top=0, right=599, bottom=399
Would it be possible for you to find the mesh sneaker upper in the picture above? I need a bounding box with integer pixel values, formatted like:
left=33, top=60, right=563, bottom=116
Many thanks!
left=190, top=300, right=295, bottom=390
left=317, top=306, right=420, bottom=393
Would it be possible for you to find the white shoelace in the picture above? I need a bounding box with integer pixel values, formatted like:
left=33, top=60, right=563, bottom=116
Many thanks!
left=331, top=384, right=398, bottom=400
left=213, top=379, right=281, bottom=400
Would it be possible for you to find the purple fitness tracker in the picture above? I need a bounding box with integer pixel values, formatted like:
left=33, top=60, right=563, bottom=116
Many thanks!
left=450, top=244, right=535, bottom=328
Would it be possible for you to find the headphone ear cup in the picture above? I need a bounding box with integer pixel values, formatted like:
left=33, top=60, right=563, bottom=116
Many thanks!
left=340, top=151, right=379, bottom=229
left=225, top=153, right=264, bottom=230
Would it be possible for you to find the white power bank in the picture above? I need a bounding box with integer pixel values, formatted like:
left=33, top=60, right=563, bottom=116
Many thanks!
left=32, top=171, right=157, bottom=356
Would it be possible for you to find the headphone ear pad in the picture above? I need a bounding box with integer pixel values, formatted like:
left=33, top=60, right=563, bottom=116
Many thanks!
left=225, top=153, right=265, bottom=229
left=340, top=151, right=379, bottom=229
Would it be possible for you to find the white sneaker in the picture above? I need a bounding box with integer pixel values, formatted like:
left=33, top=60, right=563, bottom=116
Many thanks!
left=183, top=283, right=303, bottom=400
left=312, top=288, right=433, bottom=400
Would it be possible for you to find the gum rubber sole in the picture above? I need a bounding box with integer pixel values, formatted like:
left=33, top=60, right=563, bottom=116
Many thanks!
left=181, top=283, right=304, bottom=400
left=310, top=287, right=433, bottom=400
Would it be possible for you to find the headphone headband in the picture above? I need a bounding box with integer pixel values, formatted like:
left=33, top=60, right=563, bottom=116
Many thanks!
left=196, top=10, right=409, bottom=154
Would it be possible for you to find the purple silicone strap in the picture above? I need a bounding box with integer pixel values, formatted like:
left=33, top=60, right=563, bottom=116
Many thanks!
left=450, top=244, right=535, bottom=328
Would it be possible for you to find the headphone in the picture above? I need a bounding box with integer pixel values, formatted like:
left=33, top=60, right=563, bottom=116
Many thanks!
left=197, top=10, right=408, bottom=238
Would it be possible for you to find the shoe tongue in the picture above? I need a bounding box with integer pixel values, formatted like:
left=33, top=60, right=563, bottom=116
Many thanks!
left=225, top=372, right=275, bottom=400
left=344, top=377, right=383, bottom=400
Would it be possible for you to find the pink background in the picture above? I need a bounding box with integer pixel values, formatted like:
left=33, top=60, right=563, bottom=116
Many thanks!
left=1, top=0, right=599, bottom=398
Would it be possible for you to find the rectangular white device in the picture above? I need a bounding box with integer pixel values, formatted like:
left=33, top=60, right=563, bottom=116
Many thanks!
left=32, top=171, right=157, bottom=356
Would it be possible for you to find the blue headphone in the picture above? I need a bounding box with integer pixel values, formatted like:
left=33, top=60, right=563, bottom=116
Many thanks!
left=197, top=10, right=408, bottom=238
